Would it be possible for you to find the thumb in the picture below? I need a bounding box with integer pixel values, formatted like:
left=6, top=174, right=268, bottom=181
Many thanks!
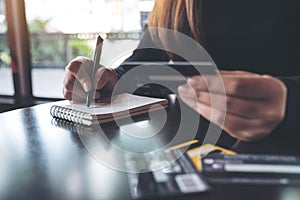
left=77, top=59, right=94, bottom=92
left=65, top=57, right=93, bottom=92
left=93, top=67, right=115, bottom=90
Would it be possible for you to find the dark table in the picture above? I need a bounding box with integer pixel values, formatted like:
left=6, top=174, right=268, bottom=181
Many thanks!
left=1, top=95, right=300, bottom=200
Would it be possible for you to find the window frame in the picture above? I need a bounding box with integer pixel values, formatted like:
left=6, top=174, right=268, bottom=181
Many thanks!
left=3, top=0, right=62, bottom=110
left=2, top=0, right=152, bottom=110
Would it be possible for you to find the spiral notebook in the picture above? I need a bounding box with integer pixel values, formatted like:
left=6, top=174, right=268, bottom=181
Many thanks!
left=50, top=93, right=168, bottom=126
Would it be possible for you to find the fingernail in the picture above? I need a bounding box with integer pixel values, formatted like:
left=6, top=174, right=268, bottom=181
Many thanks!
left=187, top=77, right=195, bottom=83
left=178, top=85, right=187, bottom=95
left=187, top=77, right=199, bottom=86
left=83, top=81, right=91, bottom=92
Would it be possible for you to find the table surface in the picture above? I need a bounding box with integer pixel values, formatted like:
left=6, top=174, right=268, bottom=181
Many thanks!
left=1, top=95, right=300, bottom=200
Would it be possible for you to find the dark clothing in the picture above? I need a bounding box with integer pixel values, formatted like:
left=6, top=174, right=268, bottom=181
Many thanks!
left=115, top=1, right=300, bottom=136
left=204, top=0, right=300, bottom=76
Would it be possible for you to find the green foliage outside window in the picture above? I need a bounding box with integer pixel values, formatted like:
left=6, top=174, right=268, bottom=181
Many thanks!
left=28, top=19, right=92, bottom=68
left=0, top=39, right=10, bottom=68
left=69, top=40, right=93, bottom=60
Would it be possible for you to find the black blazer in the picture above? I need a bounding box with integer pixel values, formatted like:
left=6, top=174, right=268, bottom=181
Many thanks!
left=115, top=1, right=300, bottom=138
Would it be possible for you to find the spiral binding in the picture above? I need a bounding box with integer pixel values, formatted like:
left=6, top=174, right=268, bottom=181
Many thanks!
left=50, top=105, right=90, bottom=125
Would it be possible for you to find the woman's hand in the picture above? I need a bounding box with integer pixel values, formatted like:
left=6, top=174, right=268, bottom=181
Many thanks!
left=178, top=71, right=287, bottom=141
left=63, top=57, right=118, bottom=103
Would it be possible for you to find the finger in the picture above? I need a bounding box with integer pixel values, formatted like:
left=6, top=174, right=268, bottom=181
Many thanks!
left=93, top=68, right=116, bottom=90
left=63, top=73, right=87, bottom=98
left=62, top=87, right=86, bottom=103
left=195, top=103, right=268, bottom=141
left=178, top=84, right=199, bottom=109
left=63, top=86, right=86, bottom=99
left=179, top=81, right=281, bottom=120
left=72, top=56, right=90, bottom=63
left=179, top=84, right=250, bottom=119
left=65, top=59, right=92, bottom=92
left=179, top=88, right=272, bottom=141
left=183, top=89, right=272, bottom=119
left=219, top=70, right=258, bottom=76
left=187, top=74, right=281, bottom=99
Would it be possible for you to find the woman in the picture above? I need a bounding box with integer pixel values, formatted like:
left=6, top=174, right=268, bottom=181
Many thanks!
left=63, top=0, right=300, bottom=141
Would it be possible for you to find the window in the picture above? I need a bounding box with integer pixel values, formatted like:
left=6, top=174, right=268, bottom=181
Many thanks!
left=0, top=0, right=14, bottom=96
left=24, top=0, right=154, bottom=98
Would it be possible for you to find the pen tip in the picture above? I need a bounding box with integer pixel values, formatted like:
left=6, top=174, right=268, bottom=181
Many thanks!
left=97, top=35, right=104, bottom=45
left=86, top=95, right=91, bottom=108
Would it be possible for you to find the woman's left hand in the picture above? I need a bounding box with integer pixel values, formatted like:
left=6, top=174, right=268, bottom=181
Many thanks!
left=178, top=71, right=287, bottom=141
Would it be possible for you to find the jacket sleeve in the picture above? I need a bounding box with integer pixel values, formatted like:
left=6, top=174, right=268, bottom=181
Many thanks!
left=114, top=31, right=171, bottom=97
left=115, top=31, right=169, bottom=79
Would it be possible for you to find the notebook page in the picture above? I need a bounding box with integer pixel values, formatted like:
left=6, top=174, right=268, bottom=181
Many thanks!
left=62, top=93, right=167, bottom=116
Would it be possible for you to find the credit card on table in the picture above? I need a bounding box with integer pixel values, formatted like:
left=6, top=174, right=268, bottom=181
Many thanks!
left=201, top=153, right=300, bottom=186
left=125, top=148, right=209, bottom=199
left=187, top=144, right=236, bottom=172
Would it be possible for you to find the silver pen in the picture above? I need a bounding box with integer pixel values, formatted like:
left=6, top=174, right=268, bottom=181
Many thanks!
left=86, top=35, right=103, bottom=107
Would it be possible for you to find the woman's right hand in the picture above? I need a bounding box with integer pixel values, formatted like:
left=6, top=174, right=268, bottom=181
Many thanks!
left=62, top=57, right=118, bottom=103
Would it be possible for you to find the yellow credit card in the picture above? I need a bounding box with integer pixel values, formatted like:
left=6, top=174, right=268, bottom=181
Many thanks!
left=187, top=144, right=236, bottom=171
left=167, top=140, right=199, bottom=151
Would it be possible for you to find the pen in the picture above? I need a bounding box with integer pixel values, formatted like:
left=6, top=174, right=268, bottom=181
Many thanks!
left=86, top=35, right=104, bottom=107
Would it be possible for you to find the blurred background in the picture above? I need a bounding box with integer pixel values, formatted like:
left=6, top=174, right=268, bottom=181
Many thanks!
left=0, top=0, right=154, bottom=111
